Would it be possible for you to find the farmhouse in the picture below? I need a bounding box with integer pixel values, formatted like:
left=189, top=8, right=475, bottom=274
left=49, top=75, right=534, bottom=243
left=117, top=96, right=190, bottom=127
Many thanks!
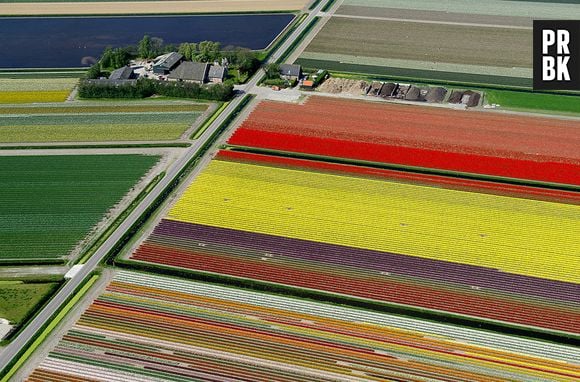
left=153, top=52, right=184, bottom=75
left=279, top=64, right=302, bottom=80
left=208, top=65, right=228, bottom=83
left=109, top=66, right=135, bottom=80
left=169, top=62, right=210, bottom=84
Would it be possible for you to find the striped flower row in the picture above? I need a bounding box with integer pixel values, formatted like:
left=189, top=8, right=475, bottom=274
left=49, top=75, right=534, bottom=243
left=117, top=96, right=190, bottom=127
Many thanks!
left=26, top=271, right=580, bottom=382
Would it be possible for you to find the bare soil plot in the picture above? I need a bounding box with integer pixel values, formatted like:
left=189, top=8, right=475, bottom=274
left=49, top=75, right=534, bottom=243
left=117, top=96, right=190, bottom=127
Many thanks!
left=305, top=17, right=532, bottom=69
left=340, top=0, right=580, bottom=20
left=336, top=5, right=532, bottom=27
left=0, top=0, right=309, bottom=15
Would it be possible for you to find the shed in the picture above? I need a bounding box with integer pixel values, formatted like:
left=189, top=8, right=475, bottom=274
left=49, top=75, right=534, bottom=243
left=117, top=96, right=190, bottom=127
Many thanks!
left=425, top=87, right=447, bottom=103
left=279, top=64, right=302, bottom=80
left=169, top=62, right=210, bottom=84
left=153, top=52, right=184, bottom=75
left=301, top=80, right=315, bottom=89
left=208, top=65, right=228, bottom=83
left=109, top=66, right=135, bottom=81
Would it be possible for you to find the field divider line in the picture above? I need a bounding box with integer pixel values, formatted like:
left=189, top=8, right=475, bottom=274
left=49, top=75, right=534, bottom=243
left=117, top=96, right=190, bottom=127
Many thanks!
left=330, top=14, right=533, bottom=29
left=191, top=102, right=229, bottom=140
left=0, top=111, right=203, bottom=118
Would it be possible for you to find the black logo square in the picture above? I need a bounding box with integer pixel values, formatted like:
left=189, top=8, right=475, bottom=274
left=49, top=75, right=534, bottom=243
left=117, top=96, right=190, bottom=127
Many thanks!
left=533, top=20, right=580, bottom=90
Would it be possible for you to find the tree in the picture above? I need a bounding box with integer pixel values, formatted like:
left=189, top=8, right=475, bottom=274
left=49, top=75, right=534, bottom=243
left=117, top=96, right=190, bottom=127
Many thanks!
left=100, top=47, right=131, bottom=70
left=150, top=37, right=164, bottom=57
left=100, top=47, right=114, bottom=68
left=235, top=49, right=259, bottom=74
left=163, top=43, right=177, bottom=54
left=178, top=42, right=197, bottom=61
left=265, top=63, right=280, bottom=79
left=85, top=63, right=101, bottom=79
left=197, top=41, right=221, bottom=62
left=138, top=35, right=152, bottom=58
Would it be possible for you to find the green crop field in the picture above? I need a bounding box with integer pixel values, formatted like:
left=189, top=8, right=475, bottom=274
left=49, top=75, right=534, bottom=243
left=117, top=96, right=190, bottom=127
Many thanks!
left=0, top=102, right=207, bottom=142
left=0, top=281, right=59, bottom=324
left=295, top=58, right=532, bottom=87
left=485, top=90, right=580, bottom=115
left=0, top=155, right=159, bottom=262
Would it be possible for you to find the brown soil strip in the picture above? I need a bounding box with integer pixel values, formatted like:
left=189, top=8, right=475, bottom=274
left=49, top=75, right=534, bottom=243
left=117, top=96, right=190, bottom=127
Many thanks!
left=306, top=17, right=532, bottom=68
left=336, top=5, right=532, bottom=27
left=0, top=0, right=308, bottom=16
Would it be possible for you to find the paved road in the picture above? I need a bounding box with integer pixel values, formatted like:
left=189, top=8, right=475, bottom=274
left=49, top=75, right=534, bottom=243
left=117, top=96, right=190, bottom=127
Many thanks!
left=0, top=0, right=332, bottom=376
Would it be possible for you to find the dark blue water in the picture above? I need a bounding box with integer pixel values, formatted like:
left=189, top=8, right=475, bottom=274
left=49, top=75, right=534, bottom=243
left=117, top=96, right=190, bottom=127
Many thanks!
left=0, top=14, right=294, bottom=68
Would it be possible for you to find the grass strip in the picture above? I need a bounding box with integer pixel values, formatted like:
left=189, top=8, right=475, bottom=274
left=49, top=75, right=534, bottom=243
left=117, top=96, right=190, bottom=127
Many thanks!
left=260, top=12, right=308, bottom=62
left=0, top=274, right=99, bottom=382
left=0, top=71, right=84, bottom=79
left=485, top=89, right=580, bottom=115
left=277, top=16, right=320, bottom=64
left=296, top=59, right=533, bottom=89
left=308, top=0, right=323, bottom=10
left=0, top=143, right=190, bottom=150
left=76, top=172, right=165, bottom=265
left=321, top=0, right=336, bottom=12
left=191, top=102, right=228, bottom=139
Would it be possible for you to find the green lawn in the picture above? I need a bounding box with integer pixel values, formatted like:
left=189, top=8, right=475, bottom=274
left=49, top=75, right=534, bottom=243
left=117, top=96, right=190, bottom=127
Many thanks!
left=0, top=281, right=59, bottom=324
left=485, top=90, right=580, bottom=115
left=0, top=155, right=159, bottom=262
left=0, top=103, right=206, bottom=142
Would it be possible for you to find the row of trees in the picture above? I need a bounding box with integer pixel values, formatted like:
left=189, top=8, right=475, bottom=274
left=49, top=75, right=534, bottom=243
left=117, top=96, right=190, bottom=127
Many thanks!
left=140, top=35, right=260, bottom=74
left=178, top=39, right=260, bottom=74
left=89, top=35, right=262, bottom=77
left=178, top=41, right=221, bottom=62
left=78, top=78, right=234, bottom=101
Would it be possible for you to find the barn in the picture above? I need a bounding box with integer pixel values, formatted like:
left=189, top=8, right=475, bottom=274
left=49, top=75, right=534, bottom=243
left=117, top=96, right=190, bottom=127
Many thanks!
left=153, top=52, right=184, bottom=75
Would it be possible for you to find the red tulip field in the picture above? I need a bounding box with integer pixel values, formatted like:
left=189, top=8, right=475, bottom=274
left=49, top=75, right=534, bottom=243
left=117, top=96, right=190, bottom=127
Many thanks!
left=228, top=97, right=580, bottom=186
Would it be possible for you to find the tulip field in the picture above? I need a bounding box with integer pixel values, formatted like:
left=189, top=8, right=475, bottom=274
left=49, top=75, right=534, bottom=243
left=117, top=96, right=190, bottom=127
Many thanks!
left=0, top=154, right=159, bottom=262
left=228, top=97, right=580, bottom=186
left=130, top=151, right=580, bottom=335
left=220, top=150, right=580, bottom=205
left=0, top=102, right=207, bottom=142
left=0, top=78, right=78, bottom=104
left=25, top=271, right=580, bottom=381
